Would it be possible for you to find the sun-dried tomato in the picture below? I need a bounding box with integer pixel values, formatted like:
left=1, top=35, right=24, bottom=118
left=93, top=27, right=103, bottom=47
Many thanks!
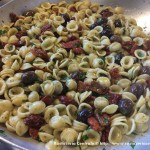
left=59, top=96, right=78, bottom=106
left=16, top=31, right=27, bottom=39
left=89, top=81, right=109, bottom=95
left=130, top=43, right=139, bottom=56
left=122, top=41, right=135, bottom=53
left=72, top=47, right=84, bottom=54
left=146, top=78, right=150, bottom=89
left=0, top=57, right=4, bottom=69
left=41, top=95, right=53, bottom=106
left=100, top=9, right=113, bottom=18
left=0, top=42, right=5, bottom=49
left=88, top=117, right=102, bottom=131
left=95, top=113, right=111, bottom=127
left=108, top=93, right=122, bottom=104
left=24, top=114, right=45, bottom=129
left=70, top=7, right=77, bottom=12
left=31, top=48, right=49, bottom=61
left=101, top=126, right=110, bottom=143
left=29, top=128, right=39, bottom=140
left=9, top=13, right=19, bottom=23
left=78, top=25, right=83, bottom=31
left=109, top=68, right=121, bottom=79
left=13, top=41, right=26, bottom=47
left=62, top=39, right=81, bottom=49
left=77, top=81, right=109, bottom=95
left=41, top=24, right=52, bottom=33
left=68, top=35, right=78, bottom=41
left=77, top=81, right=90, bottom=92
left=105, top=49, right=111, bottom=56
left=145, top=40, right=150, bottom=51
left=71, top=17, right=76, bottom=20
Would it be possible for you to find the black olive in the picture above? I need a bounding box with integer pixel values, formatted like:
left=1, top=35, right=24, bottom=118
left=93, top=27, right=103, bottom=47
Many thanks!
left=114, top=53, right=124, bottom=65
left=134, top=58, right=139, bottom=64
left=21, top=71, right=37, bottom=86
left=0, top=58, right=4, bottom=69
left=53, top=32, right=59, bottom=38
left=22, top=10, right=36, bottom=17
left=140, top=66, right=150, bottom=76
left=60, top=13, right=70, bottom=27
left=90, top=23, right=97, bottom=30
left=110, top=35, right=122, bottom=43
left=71, top=71, right=86, bottom=81
left=60, top=83, right=69, bottom=95
left=114, top=19, right=122, bottom=28
left=118, top=98, right=134, bottom=116
left=100, top=29, right=113, bottom=38
left=130, top=83, right=144, bottom=98
left=77, top=108, right=93, bottom=123
left=97, top=18, right=108, bottom=25
left=101, top=24, right=111, bottom=30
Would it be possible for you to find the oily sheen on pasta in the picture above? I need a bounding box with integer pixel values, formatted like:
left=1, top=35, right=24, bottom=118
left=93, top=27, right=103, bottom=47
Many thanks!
left=0, top=0, right=150, bottom=149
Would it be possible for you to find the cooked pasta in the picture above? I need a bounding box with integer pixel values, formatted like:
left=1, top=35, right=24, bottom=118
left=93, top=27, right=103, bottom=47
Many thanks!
left=0, top=0, right=150, bottom=150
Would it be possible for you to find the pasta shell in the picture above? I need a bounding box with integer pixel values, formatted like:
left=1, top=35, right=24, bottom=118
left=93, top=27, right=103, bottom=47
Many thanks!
left=134, top=49, right=146, bottom=59
left=73, top=120, right=88, bottom=132
left=122, top=92, right=137, bottom=102
left=45, top=139, right=62, bottom=150
left=102, top=104, right=118, bottom=114
left=134, top=113, right=149, bottom=133
left=61, top=128, right=78, bottom=143
left=108, top=126, right=122, bottom=145
left=66, top=104, right=77, bottom=120
left=94, top=97, right=109, bottom=110
left=126, top=118, right=136, bottom=135
left=38, top=132, right=54, bottom=143
left=0, top=78, right=7, bottom=95
left=117, top=78, right=131, bottom=89
left=109, top=85, right=123, bottom=94
left=78, top=103, right=92, bottom=111
left=136, top=95, right=146, bottom=108
left=82, top=129, right=101, bottom=145
left=54, top=104, right=66, bottom=116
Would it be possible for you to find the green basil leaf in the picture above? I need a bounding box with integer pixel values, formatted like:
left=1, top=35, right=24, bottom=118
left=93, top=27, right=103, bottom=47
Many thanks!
left=82, top=135, right=89, bottom=141
left=0, top=30, right=7, bottom=35
left=129, top=141, right=136, bottom=149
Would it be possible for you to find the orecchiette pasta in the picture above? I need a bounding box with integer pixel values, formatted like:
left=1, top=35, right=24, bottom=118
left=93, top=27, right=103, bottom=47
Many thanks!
left=0, top=0, right=150, bottom=149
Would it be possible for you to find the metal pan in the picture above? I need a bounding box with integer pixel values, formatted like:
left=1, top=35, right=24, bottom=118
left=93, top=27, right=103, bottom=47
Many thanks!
left=0, top=0, right=150, bottom=150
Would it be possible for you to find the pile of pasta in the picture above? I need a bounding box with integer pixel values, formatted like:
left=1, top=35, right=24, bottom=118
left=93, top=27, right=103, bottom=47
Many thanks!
left=0, top=0, right=150, bottom=150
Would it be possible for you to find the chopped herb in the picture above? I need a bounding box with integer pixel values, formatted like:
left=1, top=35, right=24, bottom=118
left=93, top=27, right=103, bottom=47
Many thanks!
left=77, top=145, right=82, bottom=150
left=9, top=45, right=13, bottom=51
left=60, top=75, right=70, bottom=81
left=15, top=26, right=21, bottom=31
left=37, top=138, right=42, bottom=142
left=132, top=132, right=137, bottom=135
left=19, top=83, right=25, bottom=87
left=78, top=73, right=86, bottom=80
left=31, top=43, right=36, bottom=46
left=74, top=42, right=81, bottom=48
left=0, top=30, right=7, bottom=35
left=129, top=141, right=136, bottom=149
left=82, top=135, right=89, bottom=141
left=47, top=76, right=55, bottom=81
left=102, top=94, right=109, bottom=99
left=0, top=130, right=4, bottom=134
left=103, top=117, right=109, bottom=124
left=98, top=56, right=105, bottom=61
left=123, top=28, right=126, bottom=35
